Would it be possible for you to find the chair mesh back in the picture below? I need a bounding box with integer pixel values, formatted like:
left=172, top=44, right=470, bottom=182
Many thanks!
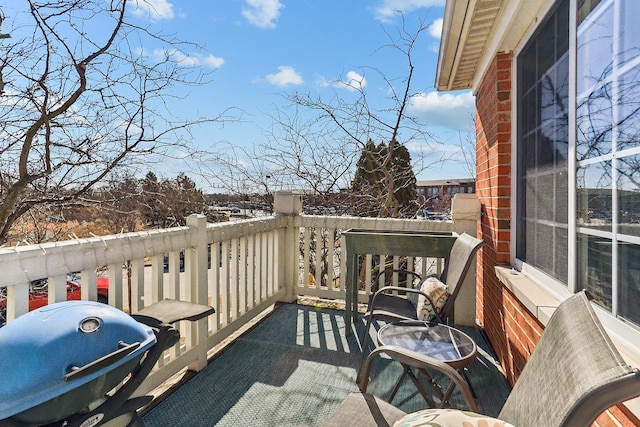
left=498, top=291, right=637, bottom=427
left=440, top=233, right=484, bottom=301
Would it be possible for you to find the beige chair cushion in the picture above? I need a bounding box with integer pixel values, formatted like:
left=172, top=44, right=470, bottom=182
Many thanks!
left=393, top=408, right=515, bottom=427
left=411, top=277, right=450, bottom=321
left=320, top=392, right=406, bottom=427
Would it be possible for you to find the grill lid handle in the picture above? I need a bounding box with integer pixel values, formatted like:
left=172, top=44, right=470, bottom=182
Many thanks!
left=64, top=341, right=141, bottom=382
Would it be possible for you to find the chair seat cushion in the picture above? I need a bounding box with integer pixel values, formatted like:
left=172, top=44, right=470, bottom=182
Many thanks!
left=393, top=408, right=515, bottom=427
left=320, top=392, right=406, bottom=427
left=411, top=277, right=450, bottom=321
left=368, top=294, right=417, bottom=321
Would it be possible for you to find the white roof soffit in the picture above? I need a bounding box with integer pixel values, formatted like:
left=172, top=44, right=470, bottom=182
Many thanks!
left=435, top=0, right=548, bottom=92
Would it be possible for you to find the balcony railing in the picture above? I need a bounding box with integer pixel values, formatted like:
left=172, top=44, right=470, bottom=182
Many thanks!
left=0, top=192, right=481, bottom=397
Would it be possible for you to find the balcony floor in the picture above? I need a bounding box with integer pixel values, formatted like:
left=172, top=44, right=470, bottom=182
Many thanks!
left=142, top=303, right=511, bottom=426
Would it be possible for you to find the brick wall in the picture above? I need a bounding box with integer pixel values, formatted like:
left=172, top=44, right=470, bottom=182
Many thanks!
left=475, top=51, right=529, bottom=383
left=474, top=51, right=638, bottom=426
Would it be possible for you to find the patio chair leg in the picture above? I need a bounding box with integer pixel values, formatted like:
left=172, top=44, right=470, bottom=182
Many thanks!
left=406, top=367, right=438, bottom=408
left=355, top=316, right=374, bottom=385
left=359, top=316, right=373, bottom=357
left=463, top=368, right=477, bottom=398
left=388, top=367, right=408, bottom=402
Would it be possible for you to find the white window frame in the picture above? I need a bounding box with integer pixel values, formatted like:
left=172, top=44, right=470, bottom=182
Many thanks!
left=511, top=0, right=640, bottom=354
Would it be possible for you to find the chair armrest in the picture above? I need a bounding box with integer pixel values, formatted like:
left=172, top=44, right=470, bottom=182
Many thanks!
left=358, top=344, right=478, bottom=412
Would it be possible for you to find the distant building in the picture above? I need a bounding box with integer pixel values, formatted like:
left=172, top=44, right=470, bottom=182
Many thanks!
left=416, top=179, right=476, bottom=199
left=415, top=179, right=475, bottom=213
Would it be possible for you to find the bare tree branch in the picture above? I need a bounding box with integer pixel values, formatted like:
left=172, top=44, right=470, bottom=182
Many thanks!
left=0, top=1, right=231, bottom=242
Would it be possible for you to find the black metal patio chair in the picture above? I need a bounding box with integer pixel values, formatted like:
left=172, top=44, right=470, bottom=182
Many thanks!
left=358, top=232, right=486, bottom=357
left=323, top=291, right=640, bottom=427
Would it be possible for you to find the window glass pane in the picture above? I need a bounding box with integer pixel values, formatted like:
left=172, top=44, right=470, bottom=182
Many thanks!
left=536, top=223, right=555, bottom=275
left=577, top=161, right=612, bottom=230
left=617, top=68, right=640, bottom=152
left=578, top=0, right=604, bottom=24
left=618, top=155, right=640, bottom=236
left=556, top=170, right=569, bottom=224
left=577, top=1, right=613, bottom=95
left=534, top=223, right=568, bottom=283
left=619, top=0, right=640, bottom=67
left=519, top=42, right=537, bottom=90
left=538, top=173, right=555, bottom=222
left=516, top=0, right=569, bottom=284
left=578, top=234, right=612, bottom=310
left=555, top=54, right=570, bottom=120
left=521, top=88, right=538, bottom=135
left=619, top=241, right=640, bottom=327
left=537, top=15, right=557, bottom=82
left=577, top=83, right=613, bottom=159
left=555, top=227, right=569, bottom=282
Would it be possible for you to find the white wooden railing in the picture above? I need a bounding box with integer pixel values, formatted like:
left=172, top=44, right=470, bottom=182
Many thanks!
left=0, top=192, right=480, bottom=396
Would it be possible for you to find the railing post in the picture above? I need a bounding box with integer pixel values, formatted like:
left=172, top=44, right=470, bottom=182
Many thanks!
left=187, top=214, right=209, bottom=371
left=274, top=191, right=302, bottom=303
left=451, top=193, right=482, bottom=326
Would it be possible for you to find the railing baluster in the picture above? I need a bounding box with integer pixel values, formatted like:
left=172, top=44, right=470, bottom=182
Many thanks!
left=209, top=242, right=220, bottom=333
left=303, top=227, right=311, bottom=288
left=230, top=237, right=239, bottom=320
left=247, top=235, right=255, bottom=310
left=108, top=263, right=124, bottom=310
left=6, top=283, right=29, bottom=322
left=130, top=258, right=145, bottom=313
left=49, top=274, right=67, bottom=304
left=326, top=227, right=335, bottom=289
left=150, top=254, right=164, bottom=303
left=239, top=236, right=247, bottom=314
left=315, top=228, right=323, bottom=288
left=220, top=240, right=230, bottom=326
left=81, top=268, right=97, bottom=302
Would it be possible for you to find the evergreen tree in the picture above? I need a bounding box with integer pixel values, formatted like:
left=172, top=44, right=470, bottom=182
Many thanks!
left=352, top=139, right=417, bottom=218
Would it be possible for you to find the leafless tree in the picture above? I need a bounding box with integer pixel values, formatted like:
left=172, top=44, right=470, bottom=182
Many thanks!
left=205, top=15, right=451, bottom=217
left=0, top=1, right=230, bottom=243
left=457, top=114, right=477, bottom=178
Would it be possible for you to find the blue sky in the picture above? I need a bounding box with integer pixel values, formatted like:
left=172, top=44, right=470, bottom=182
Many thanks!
left=6, top=0, right=475, bottom=193
left=125, top=0, right=476, bottom=191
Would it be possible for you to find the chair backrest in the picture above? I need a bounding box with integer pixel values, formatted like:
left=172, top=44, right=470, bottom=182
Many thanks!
left=498, top=291, right=640, bottom=427
left=438, top=232, right=485, bottom=320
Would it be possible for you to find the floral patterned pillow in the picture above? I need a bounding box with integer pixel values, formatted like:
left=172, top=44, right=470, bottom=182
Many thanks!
left=393, top=409, right=515, bottom=427
left=410, top=276, right=450, bottom=321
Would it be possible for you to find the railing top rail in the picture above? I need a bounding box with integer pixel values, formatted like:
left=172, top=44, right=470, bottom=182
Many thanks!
left=0, top=226, right=192, bottom=286
left=0, top=216, right=289, bottom=287
left=295, top=215, right=454, bottom=232
left=205, top=216, right=281, bottom=241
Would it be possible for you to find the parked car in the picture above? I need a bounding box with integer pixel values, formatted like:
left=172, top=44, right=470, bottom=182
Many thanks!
left=0, top=274, right=109, bottom=326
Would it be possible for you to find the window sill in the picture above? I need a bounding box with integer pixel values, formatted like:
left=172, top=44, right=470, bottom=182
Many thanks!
left=494, top=265, right=561, bottom=326
left=494, top=265, right=640, bottom=417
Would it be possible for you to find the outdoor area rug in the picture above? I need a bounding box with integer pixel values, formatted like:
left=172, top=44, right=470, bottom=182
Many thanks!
left=142, top=303, right=510, bottom=426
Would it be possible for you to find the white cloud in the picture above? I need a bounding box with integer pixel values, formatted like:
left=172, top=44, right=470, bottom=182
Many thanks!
left=130, top=0, right=175, bottom=21
left=428, top=18, right=443, bottom=39
left=409, top=91, right=475, bottom=132
left=202, top=55, right=226, bottom=69
left=371, top=0, right=446, bottom=23
left=148, top=49, right=225, bottom=69
left=314, top=76, right=332, bottom=88
left=265, top=66, right=304, bottom=86
left=335, top=71, right=367, bottom=92
left=242, top=0, right=284, bottom=29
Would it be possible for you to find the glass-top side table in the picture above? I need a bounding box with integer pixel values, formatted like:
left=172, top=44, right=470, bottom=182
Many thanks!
left=377, top=321, right=478, bottom=408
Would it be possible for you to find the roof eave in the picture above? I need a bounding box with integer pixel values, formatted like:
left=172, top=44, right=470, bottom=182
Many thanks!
left=435, top=0, right=550, bottom=93
left=435, top=0, right=472, bottom=92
